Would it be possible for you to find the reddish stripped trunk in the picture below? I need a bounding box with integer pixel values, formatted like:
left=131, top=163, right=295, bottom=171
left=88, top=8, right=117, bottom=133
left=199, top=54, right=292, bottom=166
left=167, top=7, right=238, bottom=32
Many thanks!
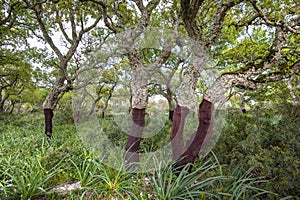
left=125, top=108, right=146, bottom=164
left=175, top=99, right=213, bottom=168
left=170, top=105, right=189, bottom=160
left=44, top=108, right=54, bottom=138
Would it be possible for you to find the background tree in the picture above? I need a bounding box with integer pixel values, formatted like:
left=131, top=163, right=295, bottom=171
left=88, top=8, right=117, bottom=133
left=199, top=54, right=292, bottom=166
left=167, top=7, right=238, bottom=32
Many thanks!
left=0, top=1, right=34, bottom=113
left=148, top=54, right=183, bottom=121
left=88, top=0, right=176, bottom=164
left=21, top=0, right=103, bottom=137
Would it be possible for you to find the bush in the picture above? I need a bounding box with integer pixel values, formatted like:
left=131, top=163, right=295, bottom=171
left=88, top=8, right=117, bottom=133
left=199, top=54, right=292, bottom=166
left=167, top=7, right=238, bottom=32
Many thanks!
left=215, top=103, right=300, bottom=198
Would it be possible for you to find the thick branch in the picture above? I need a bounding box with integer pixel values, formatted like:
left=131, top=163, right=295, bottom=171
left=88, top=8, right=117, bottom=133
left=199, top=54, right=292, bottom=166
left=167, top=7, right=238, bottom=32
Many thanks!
left=233, top=14, right=259, bottom=28
left=205, top=0, right=242, bottom=47
left=149, top=47, right=172, bottom=73
left=180, top=0, right=202, bottom=40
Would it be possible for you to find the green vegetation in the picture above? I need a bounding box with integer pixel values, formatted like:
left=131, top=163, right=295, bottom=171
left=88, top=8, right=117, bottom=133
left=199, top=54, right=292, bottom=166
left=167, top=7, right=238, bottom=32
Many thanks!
left=1, top=0, right=299, bottom=199
left=0, top=99, right=298, bottom=199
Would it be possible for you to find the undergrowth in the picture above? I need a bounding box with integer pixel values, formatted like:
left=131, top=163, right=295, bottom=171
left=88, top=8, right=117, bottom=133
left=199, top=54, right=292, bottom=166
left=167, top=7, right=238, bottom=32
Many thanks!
left=0, top=111, right=296, bottom=199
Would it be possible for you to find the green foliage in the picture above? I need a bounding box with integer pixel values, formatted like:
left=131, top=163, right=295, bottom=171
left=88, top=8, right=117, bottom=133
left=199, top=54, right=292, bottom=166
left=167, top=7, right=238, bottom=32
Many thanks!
left=54, top=91, right=74, bottom=124
left=70, top=156, right=100, bottom=188
left=95, top=163, right=139, bottom=199
left=99, top=117, right=128, bottom=147
left=151, top=154, right=273, bottom=200
left=151, top=159, right=222, bottom=199
left=0, top=113, right=279, bottom=199
left=215, top=103, right=300, bottom=198
left=141, top=120, right=172, bottom=152
left=1, top=155, right=63, bottom=200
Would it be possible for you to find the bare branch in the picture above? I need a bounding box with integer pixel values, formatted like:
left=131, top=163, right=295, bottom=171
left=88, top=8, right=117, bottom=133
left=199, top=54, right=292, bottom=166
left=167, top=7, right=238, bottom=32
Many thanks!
left=63, top=15, right=101, bottom=64
left=70, top=9, right=78, bottom=40
left=80, top=15, right=101, bottom=35
left=132, top=0, right=145, bottom=12
left=205, top=0, right=243, bottom=47
left=56, top=11, right=73, bottom=44
left=80, top=0, right=118, bottom=33
left=249, top=0, right=300, bottom=34
left=135, top=0, right=160, bottom=30
left=259, top=27, right=287, bottom=72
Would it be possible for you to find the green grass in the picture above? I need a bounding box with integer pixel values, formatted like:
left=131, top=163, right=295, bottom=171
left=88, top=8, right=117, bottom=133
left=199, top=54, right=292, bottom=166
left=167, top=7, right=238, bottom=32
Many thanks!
left=0, top=112, right=287, bottom=199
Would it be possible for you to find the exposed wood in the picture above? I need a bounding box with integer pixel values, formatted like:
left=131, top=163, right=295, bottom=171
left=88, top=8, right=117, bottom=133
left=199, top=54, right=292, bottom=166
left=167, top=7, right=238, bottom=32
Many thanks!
left=175, top=99, right=213, bottom=168
left=44, top=108, right=53, bottom=138
left=125, top=108, right=146, bottom=164
left=170, top=105, right=189, bottom=160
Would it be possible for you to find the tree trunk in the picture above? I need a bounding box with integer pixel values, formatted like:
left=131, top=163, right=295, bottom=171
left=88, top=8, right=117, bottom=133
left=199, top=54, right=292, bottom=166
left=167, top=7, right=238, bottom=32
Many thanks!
left=125, top=108, right=146, bottom=164
left=239, top=94, right=247, bottom=114
left=44, top=108, right=54, bottom=137
left=101, top=85, right=115, bottom=118
left=125, top=55, right=148, bottom=165
left=0, top=88, right=3, bottom=113
left=170, top=105, right=189, bottom=160
left=175, top=99, right=213, bottom=168
left=128, top=90, right=133, bottom=114
left=0, top=102, right=4, bottom=113
left=89, top=96, right=102, bottom=116
left=169, top=110, right=174, bottom=121
left=0, top=92, right=9, bottom=113
left=167, top=93, right=175, bottom=121
left=42, top=85, right=65, bottom=138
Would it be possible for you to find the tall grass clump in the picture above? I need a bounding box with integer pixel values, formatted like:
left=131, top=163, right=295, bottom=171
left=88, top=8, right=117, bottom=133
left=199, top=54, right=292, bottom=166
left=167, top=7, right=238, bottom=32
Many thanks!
left=151, top=157, right=224, bottom=200
left=0, top=155, right=63, bottom=199
left=150, top=153, right=274, bottom=200
left=94, top=162, right=140, bottom=199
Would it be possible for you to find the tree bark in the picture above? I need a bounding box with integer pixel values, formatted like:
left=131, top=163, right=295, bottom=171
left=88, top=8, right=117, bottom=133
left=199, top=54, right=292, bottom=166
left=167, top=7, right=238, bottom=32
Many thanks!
left=101, top=84, right=115, bottom=118
left=125, top=53, right=148, bottom=165
left=42, top=84, right=65, bottom=138
left=167, top=93, right=175, bottom=121
left=170, top=105, right=189, bottom=160
left=175, top=99, right=213, bottom=168
left=0, top=92, right=9, bottom=113
left=239, top=93, right=247, bottom=114
left=0, top=90, right=3, bottom=113
left=44, top=108, right=54, bottom=138
left=125, top=108, right=146, bottom=164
